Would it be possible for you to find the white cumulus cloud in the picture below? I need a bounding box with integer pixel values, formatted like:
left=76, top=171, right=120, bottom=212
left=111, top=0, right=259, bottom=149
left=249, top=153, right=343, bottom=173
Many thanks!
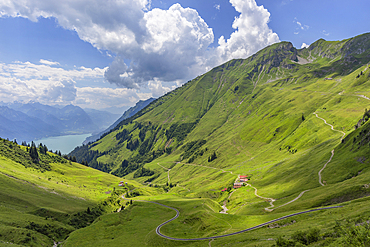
left=0, top=0, right=279, bottom=98
left=214, top=0, right=280, bottom=65
left=103, top=3, right=214, bottom=88
left=76, top=87, right=152, bottom=110
left=39, top=59, right=60, bottom=66
left=0, top=60, right=155, bottom=109
left=0, top=61, right=105, bottom=105
left=301, top=43, right=309, bottom=49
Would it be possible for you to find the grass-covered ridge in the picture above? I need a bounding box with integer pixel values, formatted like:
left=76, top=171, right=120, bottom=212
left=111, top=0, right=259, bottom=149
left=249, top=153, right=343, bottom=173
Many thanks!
left=71, top=33, right=370, bottom=175
left=4, top=33, right=370, bottom=246
left=67, top=33, right=370, bottom=246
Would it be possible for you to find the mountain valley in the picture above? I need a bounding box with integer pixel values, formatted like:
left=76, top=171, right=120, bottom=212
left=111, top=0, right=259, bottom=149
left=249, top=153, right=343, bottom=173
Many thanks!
left=2, top=33, right=370, bottom=246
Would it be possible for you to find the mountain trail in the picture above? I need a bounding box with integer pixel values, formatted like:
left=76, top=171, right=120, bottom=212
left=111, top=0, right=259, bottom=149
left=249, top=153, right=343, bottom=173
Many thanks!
left=318, top=150, right=335, bottom=186
left=337, top=91, right=370, bottom=101
left=269, top=190, right=310, bottom=211
left=157, top=163, right=171, bottom=184
left=357, top=94, right=370, bottom=101
left=0, top=171, right=69, bottom=198
left=313, top=112, right=346, bottom=140
left=313, top=112, right=346, bottom=186
left=203, top=204, right=233, bottom=234
left=236, top=183, right=310, bottom=212
left=245, top=183, right=276, bottom=212
left=220, top=190, right=236, bottom=214
left=209, top=238, right=214, bottom=247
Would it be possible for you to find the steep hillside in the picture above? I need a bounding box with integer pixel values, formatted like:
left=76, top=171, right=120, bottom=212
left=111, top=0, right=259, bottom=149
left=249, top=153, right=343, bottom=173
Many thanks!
left=83, top=98, right=155, bottom=145
left=66, top=33, right=370, bottom=246
left=0, top=137, right=148, bottom=246
left=71, top=33, right=370, bottom=177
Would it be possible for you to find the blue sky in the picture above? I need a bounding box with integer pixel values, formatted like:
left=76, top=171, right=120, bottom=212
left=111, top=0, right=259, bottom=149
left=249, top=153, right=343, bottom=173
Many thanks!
left=0, top=0, right=368, bottom=113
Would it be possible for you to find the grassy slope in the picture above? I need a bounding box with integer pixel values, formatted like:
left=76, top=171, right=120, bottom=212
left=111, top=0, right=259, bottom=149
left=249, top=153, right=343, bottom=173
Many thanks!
left=0, top=139, right=148, bottom=246
left=55, top=33, right=370, bottom=246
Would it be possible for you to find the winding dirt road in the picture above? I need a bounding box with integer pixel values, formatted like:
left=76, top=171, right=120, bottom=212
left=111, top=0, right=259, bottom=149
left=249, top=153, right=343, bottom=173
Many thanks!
left=313, top=112, right=346, bottom=186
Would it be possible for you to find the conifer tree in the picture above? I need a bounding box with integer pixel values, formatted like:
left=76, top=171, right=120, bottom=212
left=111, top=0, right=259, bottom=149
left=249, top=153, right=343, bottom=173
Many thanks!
left=208, top=151, right=217, bottom=162
left=29, top=141, right=39, bottom=163
left=38, top=144, right=48, bottom=155
left=43, top=145, right=48, bottom=154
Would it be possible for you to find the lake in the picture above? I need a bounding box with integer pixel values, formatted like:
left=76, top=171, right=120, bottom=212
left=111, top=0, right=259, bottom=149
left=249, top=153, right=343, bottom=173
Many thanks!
left=33, top=133, right=91, bottom=155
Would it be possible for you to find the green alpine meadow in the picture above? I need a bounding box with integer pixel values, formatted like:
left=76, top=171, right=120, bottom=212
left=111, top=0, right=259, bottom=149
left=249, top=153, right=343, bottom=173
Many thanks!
left=2, top=32, right=370, bottom=246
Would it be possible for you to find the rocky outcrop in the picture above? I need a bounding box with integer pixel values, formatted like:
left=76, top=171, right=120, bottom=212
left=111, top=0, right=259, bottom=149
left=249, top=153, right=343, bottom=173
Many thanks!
left=247, top=42, right=298, bottom=74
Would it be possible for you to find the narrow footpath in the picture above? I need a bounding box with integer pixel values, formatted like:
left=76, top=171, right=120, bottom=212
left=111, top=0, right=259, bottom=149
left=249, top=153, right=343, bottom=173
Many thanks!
left=157, top=163, right=171, bottom=184
left=245, top=183, right=276, bottom=212
left=268, top=190, right=310, bottom=211
left=313, top=112, right=346, bottom=186
left=220, top=190, right=235, bottom=214
left=318, top=150, right=335, bottom=186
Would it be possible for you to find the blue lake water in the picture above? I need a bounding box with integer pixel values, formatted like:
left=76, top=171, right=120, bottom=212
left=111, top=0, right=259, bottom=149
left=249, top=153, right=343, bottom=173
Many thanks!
left=33, top=133, right=91, bottom=155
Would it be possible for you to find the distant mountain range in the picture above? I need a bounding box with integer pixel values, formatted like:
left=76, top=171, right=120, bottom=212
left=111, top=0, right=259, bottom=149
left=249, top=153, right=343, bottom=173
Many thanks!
left=0, top=102, right=120, bottom=141
left=83, top=98, right=155, bottom=144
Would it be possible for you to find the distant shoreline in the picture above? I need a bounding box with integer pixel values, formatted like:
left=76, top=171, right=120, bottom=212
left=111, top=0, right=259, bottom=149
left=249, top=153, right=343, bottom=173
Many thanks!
left=31, top=133, right=92, bottom=155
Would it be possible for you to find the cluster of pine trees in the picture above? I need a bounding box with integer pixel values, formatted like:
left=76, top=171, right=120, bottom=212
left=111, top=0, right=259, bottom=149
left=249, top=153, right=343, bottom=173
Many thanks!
left=208, top=151, right=217, bottom=162
left=28, top=142, right=39, bottom=163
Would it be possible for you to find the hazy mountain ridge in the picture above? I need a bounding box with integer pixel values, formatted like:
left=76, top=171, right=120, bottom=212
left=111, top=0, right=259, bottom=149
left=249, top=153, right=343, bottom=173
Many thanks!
left=0, top=106, right=60, bottom=141
left=83, top=108, right=121, bottom=130
left=0, top=102, right=119, bottom=141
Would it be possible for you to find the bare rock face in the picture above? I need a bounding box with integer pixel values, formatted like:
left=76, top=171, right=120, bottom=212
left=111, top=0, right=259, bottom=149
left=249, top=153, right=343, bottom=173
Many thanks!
left=249, top=42, right=298, bottom=74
